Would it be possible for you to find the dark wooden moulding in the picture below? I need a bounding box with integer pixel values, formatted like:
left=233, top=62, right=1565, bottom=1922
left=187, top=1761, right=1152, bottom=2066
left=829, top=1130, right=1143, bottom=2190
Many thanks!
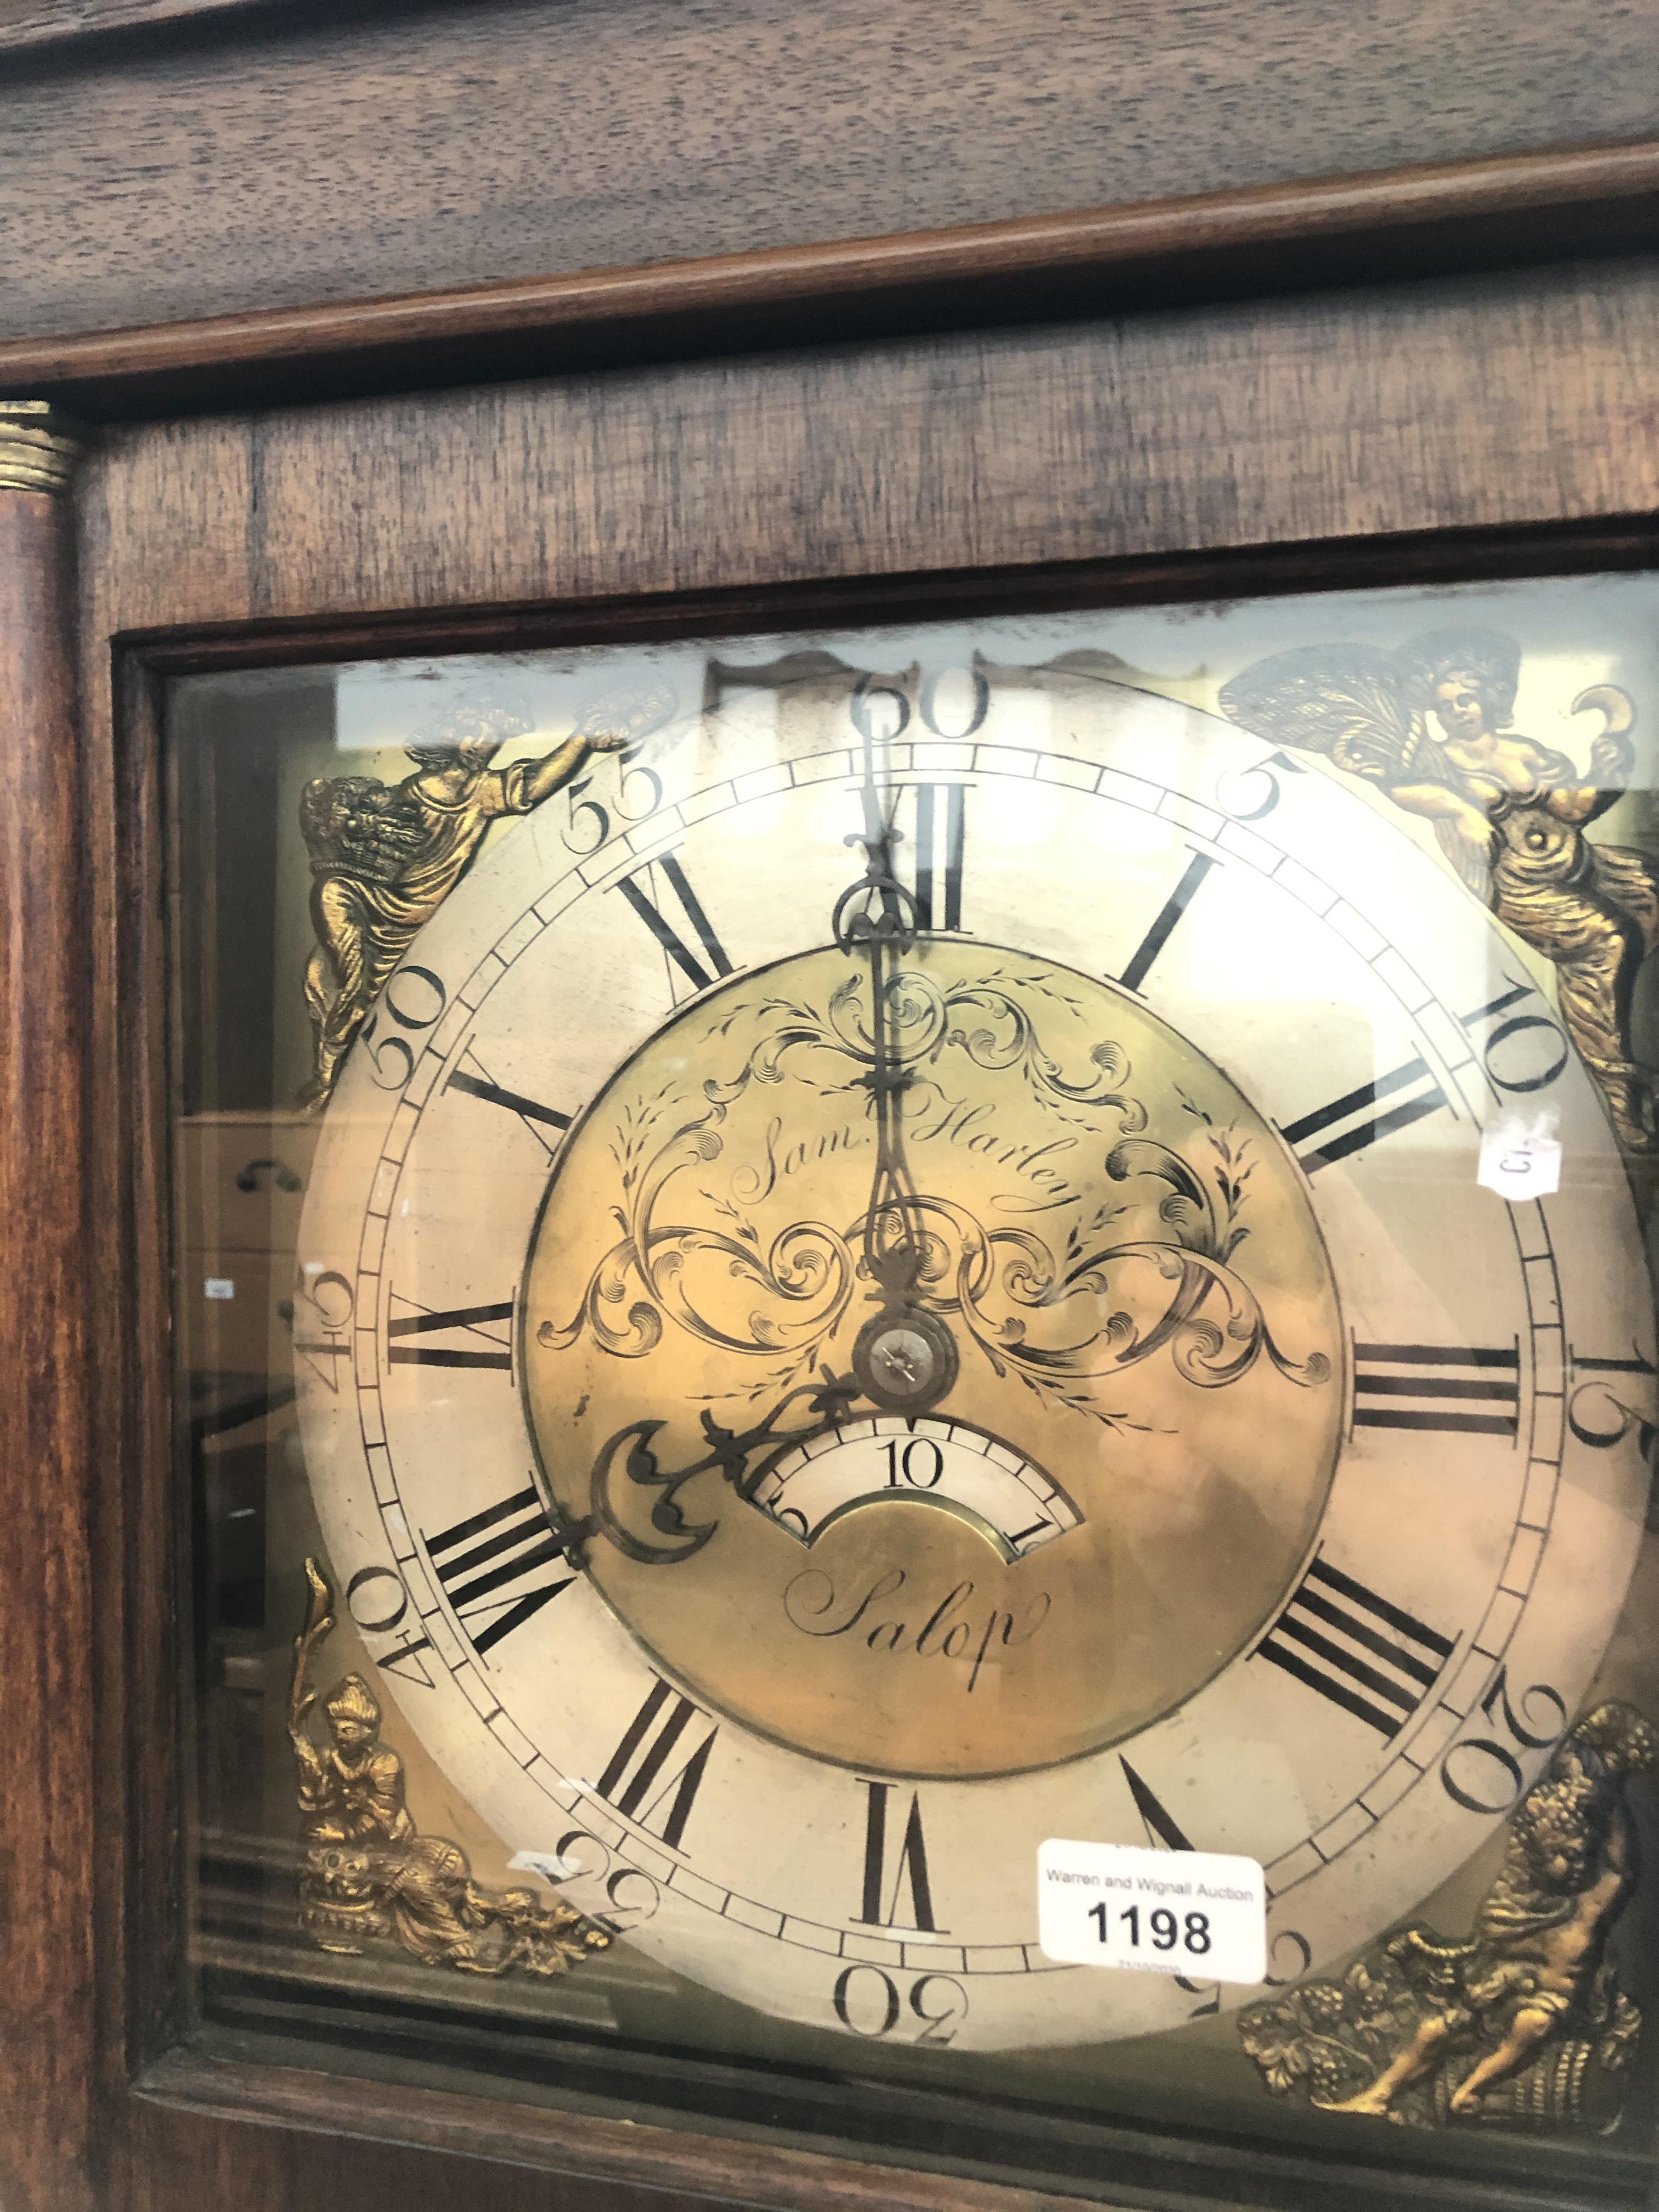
left=4, top=152, right=1659, bottom=2212
left=0, top=136, right=1655, bottom=420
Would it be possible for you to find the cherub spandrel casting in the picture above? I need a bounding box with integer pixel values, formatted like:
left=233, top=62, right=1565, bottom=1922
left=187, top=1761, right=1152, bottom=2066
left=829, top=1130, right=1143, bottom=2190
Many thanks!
left=289, top=1559, right=610, bottom=1977
left=1238, top=1702, right=1656, bottom=2131
left=1220, top=631, right=1659, bottom=1152
left=298, top=686, right=633, bottom=1109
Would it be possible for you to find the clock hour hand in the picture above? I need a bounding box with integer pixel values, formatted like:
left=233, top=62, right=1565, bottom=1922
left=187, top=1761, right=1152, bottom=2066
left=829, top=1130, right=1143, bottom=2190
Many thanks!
left=830, top=725, right=959, bottom=1415
left=569, top=1367, right=862, bottom=1567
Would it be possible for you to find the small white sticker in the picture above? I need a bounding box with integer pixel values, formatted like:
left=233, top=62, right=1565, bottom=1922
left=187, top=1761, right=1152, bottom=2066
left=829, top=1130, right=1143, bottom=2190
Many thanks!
left=1037, top=1838, right=1266, bottom=1984
left=204, top=1277, right=235, bottom=1301
left=1477, top=1118, right=1562, bottom=1201
left=508, top=1849, right=582, bottom=1883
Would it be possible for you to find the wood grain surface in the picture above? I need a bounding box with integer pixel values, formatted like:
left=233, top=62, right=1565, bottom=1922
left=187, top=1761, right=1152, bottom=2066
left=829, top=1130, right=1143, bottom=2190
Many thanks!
left=4, top=139, right=1658, bottom=421
left=0, top=484, right=99, bottom=2211
left=3, top=0, right=1658, bottom=347
left=0, top=0, right=274, bottom=53
left=77, top=261, right=1659, bottom=644
left=124, top=2051, right=1111, bottom=2212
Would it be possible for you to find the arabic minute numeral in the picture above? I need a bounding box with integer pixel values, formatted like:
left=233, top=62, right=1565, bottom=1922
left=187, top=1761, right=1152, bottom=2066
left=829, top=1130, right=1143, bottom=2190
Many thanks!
left=550, top=1827, right=663, bottom=1930
left=357, top=963, right=447, bottom=1093
left=848, top=663, right=989, bottom=744
left=1460, top=979, right=1570, bottom=1093
left=293, top=1266, right=354, bottom=1392
left=1215, top=748, right=1307, bottom=822
left=1440, top=1665, right=1568, bottom=1814
left=832, top=1965, right=968, bottom=2044
left=341, top=1564, right=438, bottom=1689
left=558, top=755, right=664, bottom=855
left=1262, top=1927, right=1314, bottom=1988
left=1567, top=1345, right=1657, bottom=1454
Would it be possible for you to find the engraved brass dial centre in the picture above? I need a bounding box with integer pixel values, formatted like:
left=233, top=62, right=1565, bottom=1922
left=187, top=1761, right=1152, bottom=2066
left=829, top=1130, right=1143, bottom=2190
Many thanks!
left=521, top=940, right=1343, bottom=1779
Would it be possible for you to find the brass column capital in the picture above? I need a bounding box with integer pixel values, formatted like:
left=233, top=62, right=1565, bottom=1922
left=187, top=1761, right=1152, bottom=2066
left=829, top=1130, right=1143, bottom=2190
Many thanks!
left=0, top=400, right=87, bottom=496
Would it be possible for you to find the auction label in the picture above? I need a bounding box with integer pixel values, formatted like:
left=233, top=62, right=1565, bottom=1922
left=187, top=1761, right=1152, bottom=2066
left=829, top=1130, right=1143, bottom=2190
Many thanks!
left=1037, top=1838, right=1267, bottom=1984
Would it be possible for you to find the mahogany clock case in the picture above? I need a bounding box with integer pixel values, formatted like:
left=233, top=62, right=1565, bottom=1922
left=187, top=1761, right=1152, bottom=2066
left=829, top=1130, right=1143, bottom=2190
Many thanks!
left=16, top=261, right=1659, bottom=2212
left=156, top=535, right=1659, bottom=2212
left=165, top=563, right=1659, bottom=2211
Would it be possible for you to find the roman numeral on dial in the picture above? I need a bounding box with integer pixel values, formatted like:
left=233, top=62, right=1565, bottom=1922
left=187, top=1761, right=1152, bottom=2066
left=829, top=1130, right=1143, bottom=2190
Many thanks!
left=1354, top=1341, right=1521, bottom=1438
left=422, top=1485, right=574, bottom=1657
left=1281, top=1054, right=1449, bottom=1173
left=903, top=782, right=967, bottom=931
left=855, top=1780, right=939, bottom=1932
left=614, top=853, right=734, bottom=995
left=445, top=1057, right=571, bottom=1141
left=1254, top=1555, right=1455, bottom=1739
left=1117, top=849, right=1219, bottom=992
left=1119, top=1756, right=1194, bottom=1852
left=1115, top=1758, right=1226, bottom=2017
left=387, top=1293, right=514, bottom=1370
left=594, top=1678, right=719, bottom=1853
left=860, top=781, right=968, bottom=931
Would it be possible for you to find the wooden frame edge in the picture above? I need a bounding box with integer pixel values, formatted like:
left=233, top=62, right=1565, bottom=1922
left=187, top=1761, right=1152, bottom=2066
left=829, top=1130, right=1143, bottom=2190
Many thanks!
left=0, top=0, right=320, bottom=57
left=7, top=136, right=1659, bottom=420
left=112, top=516, right=1659, bottom=680
left=97, top=504, right=1659, bottom=2210
left=131, top=2050, right=1116, bottom=2211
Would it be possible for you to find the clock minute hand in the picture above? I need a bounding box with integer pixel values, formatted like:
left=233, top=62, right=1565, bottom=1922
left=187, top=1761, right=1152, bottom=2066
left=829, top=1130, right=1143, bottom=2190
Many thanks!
left=830, top=737, right=957, bottom=1415
left=831, top=754, right=921, bottom=1281
left=862, top=827, right=924, bottom=1304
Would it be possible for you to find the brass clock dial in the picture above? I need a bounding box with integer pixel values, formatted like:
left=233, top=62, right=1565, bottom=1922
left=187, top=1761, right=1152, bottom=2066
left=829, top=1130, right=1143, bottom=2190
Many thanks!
left=296, top=650, right=1651, bottom=2053
left=521, top=939, right=1342, bottom=1779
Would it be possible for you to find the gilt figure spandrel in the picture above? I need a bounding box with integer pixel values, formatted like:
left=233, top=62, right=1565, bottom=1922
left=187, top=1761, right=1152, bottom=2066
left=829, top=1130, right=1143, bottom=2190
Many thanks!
left=1239, top=1702, right=1656, bottom=2131
left=297, top=685, right=652, bottom=1109
left=289, top=1560, right=611, bottom=1977
left=1220, top=630, right=1659, bottom=1153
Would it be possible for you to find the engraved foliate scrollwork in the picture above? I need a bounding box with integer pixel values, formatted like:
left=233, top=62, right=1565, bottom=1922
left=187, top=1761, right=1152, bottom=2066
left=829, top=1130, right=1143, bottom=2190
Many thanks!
left=539, top=965, right=1324, bottom=1429
left=537, top=953, right=1333, bottom=1568
left=289, top=1561, right=610, bottom=1977
left=1239, top=1701, right=1657, bottom=2131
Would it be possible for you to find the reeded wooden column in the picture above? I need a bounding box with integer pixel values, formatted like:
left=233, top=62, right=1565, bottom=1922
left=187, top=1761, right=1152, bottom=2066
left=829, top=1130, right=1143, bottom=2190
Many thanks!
left=0, top=401, right=98, bottom=2212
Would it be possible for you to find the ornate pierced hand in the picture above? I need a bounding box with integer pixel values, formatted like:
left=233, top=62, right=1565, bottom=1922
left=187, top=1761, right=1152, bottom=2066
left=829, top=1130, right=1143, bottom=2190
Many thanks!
left=831, top=760, right=960, bottom=1412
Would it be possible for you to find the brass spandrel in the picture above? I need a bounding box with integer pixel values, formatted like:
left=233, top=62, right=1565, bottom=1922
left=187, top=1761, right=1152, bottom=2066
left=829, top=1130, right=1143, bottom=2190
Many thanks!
left=1239, top=1701, right=1657, bottom=2131
left=1221, top=632, right=1656, bottom=1155
left=297, top=684, right=672, bottom=1108
left=289, top=1560, right=611, bottom=1978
